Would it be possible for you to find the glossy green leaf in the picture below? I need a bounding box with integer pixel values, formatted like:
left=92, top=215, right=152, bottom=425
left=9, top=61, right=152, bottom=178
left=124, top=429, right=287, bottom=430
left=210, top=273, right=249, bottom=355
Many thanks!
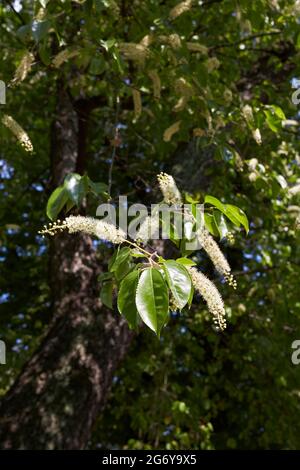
left=204, top=213, right=219, bottom=237
left=204, top=195, right=226, bottom=213
left=135, top=268, right=169, bottom=336
left=162, top=260, right=192, bottom=310
left=205, top=196, right=249, bottom=233
left=225, top=205, right=249, bottom=233
left=264, top=109, right=281, bottom=133
left=271, top=105, right=286, bottom=120
left=213, top=210, right=228, bottom=239
left=64, top=173, right=86, bottom=207
left=46, top=186, right=68, bottom=221
left=114, top=258, right=133, bottom=281
left=109, top=247, right=131, bottom=272
left=176, top=257, right=197, bottom=267
left=117, top=271, right=140, bottom=329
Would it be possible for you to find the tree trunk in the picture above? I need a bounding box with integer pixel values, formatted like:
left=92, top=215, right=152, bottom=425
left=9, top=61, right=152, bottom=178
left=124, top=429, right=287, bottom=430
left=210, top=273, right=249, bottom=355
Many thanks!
left=0, top=87, right=133, bottom=449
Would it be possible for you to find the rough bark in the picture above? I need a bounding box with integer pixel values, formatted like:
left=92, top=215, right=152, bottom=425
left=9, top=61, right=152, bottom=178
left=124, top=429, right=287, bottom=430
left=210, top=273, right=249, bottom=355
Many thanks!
left=0, top=87, right=133, bottom=449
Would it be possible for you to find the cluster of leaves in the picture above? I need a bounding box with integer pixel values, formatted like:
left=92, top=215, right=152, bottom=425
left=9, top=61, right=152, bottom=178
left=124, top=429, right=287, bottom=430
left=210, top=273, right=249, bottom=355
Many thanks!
left=46, top=172, right=107, bottom=220
left=100, top=248, right=195, bottom=336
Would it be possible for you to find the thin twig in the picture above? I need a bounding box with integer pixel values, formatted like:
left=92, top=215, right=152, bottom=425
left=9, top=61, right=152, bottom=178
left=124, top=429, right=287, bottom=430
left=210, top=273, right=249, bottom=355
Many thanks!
left=107, top=96, right=120, bottom=197
left=211, top=31, right=282, bottom=50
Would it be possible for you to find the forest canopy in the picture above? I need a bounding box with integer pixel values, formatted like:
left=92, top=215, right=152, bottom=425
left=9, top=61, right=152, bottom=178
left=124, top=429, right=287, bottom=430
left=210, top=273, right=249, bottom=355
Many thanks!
left=0, top=0, right=300, bottom=450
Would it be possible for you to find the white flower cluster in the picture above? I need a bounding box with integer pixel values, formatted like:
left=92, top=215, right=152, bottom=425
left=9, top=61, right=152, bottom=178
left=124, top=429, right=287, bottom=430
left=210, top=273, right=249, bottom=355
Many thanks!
left=186, top=43, right=208, bottom=54
left=11, top=52, right=34, bottom=86
left=197, top=229, right=237, bottom=288
left=67, top=216, right=126, bottom=244
left=2, top=114, right=33, bottom=153
left=242, top=104, right=254, bottom=124
left=119, top=43, right=149, bottom=64
left=157, top=172, right=182, bottom=205
left=187, top=267, right=226, bottom=330
left=169, top=0, right=193, bottom=20
left=206, top=57, right=220, bottom=72
left=52, top=49, right=79, bottom=68
left=39, top=216, right=126, bottom=244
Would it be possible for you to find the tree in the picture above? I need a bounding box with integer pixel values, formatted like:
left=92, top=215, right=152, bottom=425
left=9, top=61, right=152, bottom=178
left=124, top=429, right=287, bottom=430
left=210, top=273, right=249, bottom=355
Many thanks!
left=0, top=0, right=300, bottom=450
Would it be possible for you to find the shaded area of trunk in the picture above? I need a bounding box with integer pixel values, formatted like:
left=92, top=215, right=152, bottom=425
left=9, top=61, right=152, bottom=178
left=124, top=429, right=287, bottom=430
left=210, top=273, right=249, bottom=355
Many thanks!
left=0, top=87, right=133, bottom=449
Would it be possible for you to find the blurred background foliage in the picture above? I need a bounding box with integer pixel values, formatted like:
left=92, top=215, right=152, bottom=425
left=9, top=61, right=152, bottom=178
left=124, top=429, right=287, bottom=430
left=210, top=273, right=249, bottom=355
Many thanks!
left=0, top=0, right=300, bottom=449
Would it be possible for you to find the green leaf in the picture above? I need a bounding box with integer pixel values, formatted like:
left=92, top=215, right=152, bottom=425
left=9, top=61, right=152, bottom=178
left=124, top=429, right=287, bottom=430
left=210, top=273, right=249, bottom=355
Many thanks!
left=204, top=195, right=226, bottom=212
left=271, top=105, right=286, bottom=120
left=87, top=178, right=108, bottom=196
left=213, top=210, right=228, bottom=239
left=46, top=186, right=68, bottom=221
left=185, top=193, right=200, bottom=203
left=162, top=260, right=192, bottom=310
left=98, top=272, right=113, bottom=282
left=108, top=249, right=118, bottom=271
left=264, top=109, right=281, bottom=133
left=131, top=250, right=146, bottom=258
left=188, top=283, right=194, bottom=307
left=17, top=24, right=32, bottom=41
left=31, top=20, right=51, bottom=44
left=109, top=246, right=131, bottom=272
left=100, top=280, right=114, bottom=309
left=176, top=257, right=197, bottom=267
left=204, top=213, right=219, bottom=237
left=225, top=204, right=249, bottom=233
left=99, top=38, right=116, bottom=51
left=114, top=258, right=133, bottom=281
left=39, top=42, right=51, bottom=65
left=135, top=268, right=169, bottom=336
left=179, top=238, right=196, bottom=257
left=64, top=173, right=86, bottom=206
left=89, top=56, right=106, bottom=75
left=117, top=271, right=140, bottom=329
left=205, top=196, right=249, bottom=233
left=65, top=199, right=75, bottom=213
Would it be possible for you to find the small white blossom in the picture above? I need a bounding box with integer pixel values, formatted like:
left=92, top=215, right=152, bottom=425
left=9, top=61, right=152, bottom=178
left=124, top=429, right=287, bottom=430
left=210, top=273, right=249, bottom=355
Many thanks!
left=252, top=128, right=262, bottom=145
left=242, top=104, right=254, bottom=124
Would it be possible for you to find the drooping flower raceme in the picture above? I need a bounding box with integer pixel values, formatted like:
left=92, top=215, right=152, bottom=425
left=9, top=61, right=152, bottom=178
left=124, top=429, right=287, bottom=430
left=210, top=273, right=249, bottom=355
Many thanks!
left=11, top=51, right=34, bottom=86
left=157, top=172, right=182, bottom=205
left=187, top=266, right=226, bottom=330
left=2, top=114, right=33, bottom=153
left=197, top=229, right=237, bottom=288
left=39, top=216, right=126, bottom=244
